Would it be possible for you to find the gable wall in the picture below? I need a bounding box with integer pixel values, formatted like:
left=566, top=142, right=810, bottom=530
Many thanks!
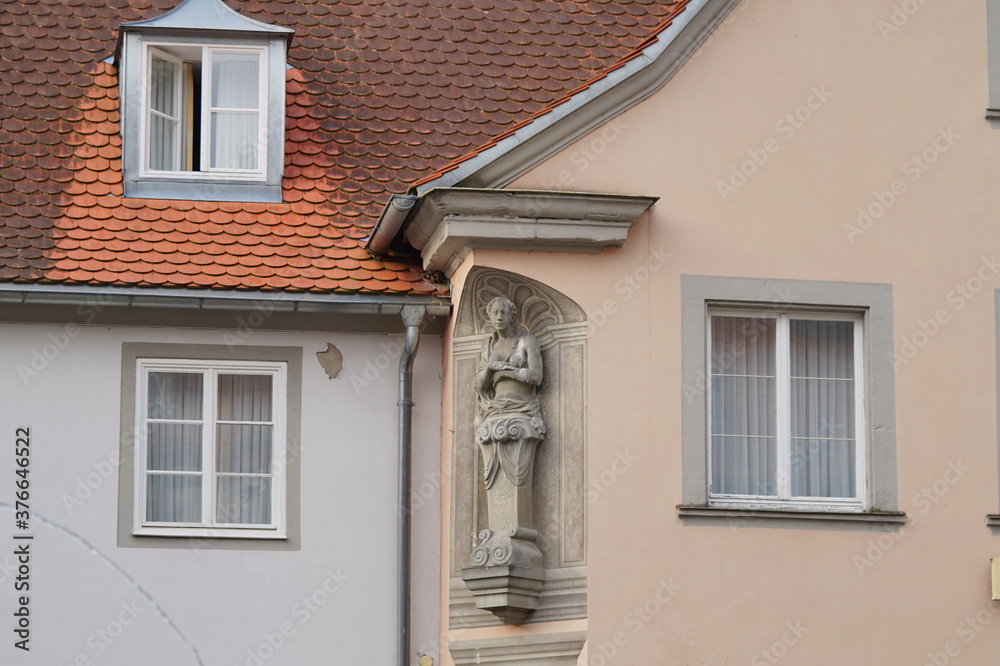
left=447, top=0, right=1000, bottom=663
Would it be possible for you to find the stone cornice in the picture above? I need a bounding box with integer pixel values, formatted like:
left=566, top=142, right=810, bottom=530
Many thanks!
left=404, top=188, right=658, bottom=274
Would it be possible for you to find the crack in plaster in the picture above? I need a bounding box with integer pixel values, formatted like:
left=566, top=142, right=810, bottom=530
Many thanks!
left=0, top=503, right=205, bottom=665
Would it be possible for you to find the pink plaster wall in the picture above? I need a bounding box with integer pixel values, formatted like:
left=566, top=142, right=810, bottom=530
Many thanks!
left=439, top=0, right=1000, bottom=663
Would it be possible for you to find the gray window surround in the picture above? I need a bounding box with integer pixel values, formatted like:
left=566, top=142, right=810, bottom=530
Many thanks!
left=118, top=343, right=302, bottom=550
left=990, top=290, right=1000, bottom=529
left=679, top=275, right=903, bottom=526
left=118, top=30, right=287, bottom=203
left=989, top=0, right=1000, bottom=124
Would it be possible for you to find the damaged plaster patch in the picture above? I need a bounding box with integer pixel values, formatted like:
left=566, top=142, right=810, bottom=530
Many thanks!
left=315, top=343, right=344, bottom=379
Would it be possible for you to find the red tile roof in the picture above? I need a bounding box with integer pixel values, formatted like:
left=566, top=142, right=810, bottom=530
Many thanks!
left=0, top=0, right=684, bottom=294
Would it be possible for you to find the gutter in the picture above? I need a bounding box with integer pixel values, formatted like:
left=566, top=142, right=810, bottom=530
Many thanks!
left=368, top=194, right=420, bottom=256
left=396, top=305, right=427, bottom=666
left=0, top=283, right=449, bottom=317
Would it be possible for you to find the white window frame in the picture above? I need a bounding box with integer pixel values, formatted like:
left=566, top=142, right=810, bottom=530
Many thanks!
left=706, top=307, right=867, bottom=512
left=140, top=42, right=268, bottom=181
left=133, top=357, right=287, bottom=539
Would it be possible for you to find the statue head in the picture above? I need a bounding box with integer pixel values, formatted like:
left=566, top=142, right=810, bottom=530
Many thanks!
left=486, top=296, right=521, bottom=334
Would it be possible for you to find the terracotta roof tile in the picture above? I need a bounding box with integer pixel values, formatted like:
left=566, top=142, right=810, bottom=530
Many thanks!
left=2, top=0, right=683, bottom=295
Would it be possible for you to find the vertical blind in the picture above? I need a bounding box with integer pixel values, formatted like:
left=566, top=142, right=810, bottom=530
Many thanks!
left=711, top=315, right=857, bottom=500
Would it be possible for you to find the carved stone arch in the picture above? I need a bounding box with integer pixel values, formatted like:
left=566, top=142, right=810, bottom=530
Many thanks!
left=450, top=267, right=588, bottom=634
left=455, top=268, right=586, bottom=342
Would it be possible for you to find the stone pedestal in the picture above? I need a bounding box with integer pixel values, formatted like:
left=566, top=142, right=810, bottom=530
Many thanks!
left=461, top=562, right=546, bottom=625
left=461, top=464, right=546, bottom=624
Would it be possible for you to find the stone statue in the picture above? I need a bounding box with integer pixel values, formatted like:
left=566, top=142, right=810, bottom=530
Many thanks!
left=463, top=296, right=547, bottom=624
left=474, top=296, right=546, bottom=491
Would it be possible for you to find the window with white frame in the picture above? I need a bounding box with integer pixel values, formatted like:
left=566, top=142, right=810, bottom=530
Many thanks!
left=708, top=309, right=865, bottom=509
left=134, top=358, right=287, bottom=538
left=679, top=276, right=901, bottom=522
left=145, top=44, right=267, bottom=176
left=117, top=0, right=291, bottom=202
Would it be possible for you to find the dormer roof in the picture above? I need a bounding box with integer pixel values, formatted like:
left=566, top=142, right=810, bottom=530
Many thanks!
left=122, top=0, right=293, bottom=37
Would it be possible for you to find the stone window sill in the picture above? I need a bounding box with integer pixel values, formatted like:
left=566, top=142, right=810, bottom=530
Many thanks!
left=678, top=505, right=907, bottom=526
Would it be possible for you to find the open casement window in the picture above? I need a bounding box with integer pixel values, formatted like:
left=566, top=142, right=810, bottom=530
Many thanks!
left=134, top=358, right=287, bottom=538
left=708, top=309, right=866, bottom=510
left=118, top=0, right=292, bottom=202
left=144, top=45, right=266, bottom=176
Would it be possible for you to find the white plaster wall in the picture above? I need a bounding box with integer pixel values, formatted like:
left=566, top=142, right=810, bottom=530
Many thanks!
left=0, top=321, right=441, bottom=666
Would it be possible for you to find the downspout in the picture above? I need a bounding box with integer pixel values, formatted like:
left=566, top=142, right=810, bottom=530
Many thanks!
left=397, top=304, right=426, bottom=666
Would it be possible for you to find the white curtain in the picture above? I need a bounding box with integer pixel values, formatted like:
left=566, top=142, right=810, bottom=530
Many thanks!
left=711, top=317, right=856, bottom=500
left=215, top=374, right=273, bottom=524
left=711, top=316, right=777, bottom=496
left=148, top=56, right=180, bottom=171
left=210, top=53, right=260, bottom=170
left=789, top=320, right=856, bottom=498
left=146, top=372, right=203, bottom=522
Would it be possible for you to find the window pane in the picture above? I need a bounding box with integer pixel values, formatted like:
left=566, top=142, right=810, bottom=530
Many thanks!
left=712, top=436, right=776, bottom=495
left=217, top=424, right=273, bottom=473
left=147, top=474, right=201, bottom=522
left=218, top=374, right=272, bottom=421
left=711, top=316, right=777, bottom=496
left=790, top=378, right=855, bottom=439
left=210, top=113, right=259, bottom=170
left=148, top=372, right=202, bottom=419
left=790, top=320, right=856, bottom=497
left=149, top=56, right=179, bottom=171
left=790, top=320, right=854, bottom=379
left=147, top=423, right=202, bottom=472
left=217, top=476, right=271, bottom=524
left=211, top=53, right=259, bottom=109
left=712, top=376, right=775, bottom=436
left=148, top=114, right=179, bottom=171
left=711, top=316, right=776, bottom=375
left=150, top=56, right=177, bottom=115
left=790, top=439, right=856, bottom=498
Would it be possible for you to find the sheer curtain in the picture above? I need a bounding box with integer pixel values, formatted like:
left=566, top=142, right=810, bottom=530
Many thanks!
left=147, top=372, right=203, bottom=522
left=711, top=316, right=777, bottom=496
left=789, top=320, right=856, bottom=498
left=710, top=315, right=857, bottom=500
left=210, top=53, right=260, bottom=170
left=148, top=55, right=180, bottom=171
left=216, top=374, right=273, bottom=524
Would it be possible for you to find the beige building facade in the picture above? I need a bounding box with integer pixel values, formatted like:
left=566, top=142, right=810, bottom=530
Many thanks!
left=417, top=0, right=1000, bottom=663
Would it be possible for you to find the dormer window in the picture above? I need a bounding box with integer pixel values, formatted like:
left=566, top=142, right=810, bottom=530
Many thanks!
left=118, top=0, right=292, bottom=203
left=145, top=45, right=266, bottom=175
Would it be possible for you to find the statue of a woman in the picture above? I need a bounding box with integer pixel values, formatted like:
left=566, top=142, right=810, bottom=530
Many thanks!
left=474, top=296, right=546, bottom=490
left=464, top=295, right=547, bottom=623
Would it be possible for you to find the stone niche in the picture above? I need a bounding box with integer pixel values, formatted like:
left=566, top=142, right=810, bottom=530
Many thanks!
left=450, top=266, right=588, bottom=635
